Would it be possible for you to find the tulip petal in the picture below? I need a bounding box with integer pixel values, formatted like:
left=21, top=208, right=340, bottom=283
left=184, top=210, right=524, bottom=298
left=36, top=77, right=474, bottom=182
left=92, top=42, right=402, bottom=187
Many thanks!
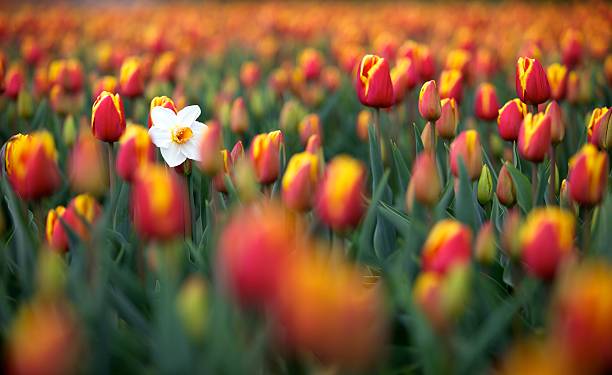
left=160, top=143, right=186, bottom=167
left=177, top=105, right=201, bottom=126
left=148, top=126, right=172, bottom=148
left=151, top=106, right=177, bottom=129
left=181, top=138, right=201, bottom=161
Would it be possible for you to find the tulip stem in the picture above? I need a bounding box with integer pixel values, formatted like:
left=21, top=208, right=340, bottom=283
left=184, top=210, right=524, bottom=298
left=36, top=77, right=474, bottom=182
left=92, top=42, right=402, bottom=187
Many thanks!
left=582, top=206, right=593, bottom=253
left=373, top=108, right=382, bottom=146
left=107, top=142, right=115, bottom=198
left=548, top=145, right=556, bottom=205
left=531, top=163, right=538, bottom=206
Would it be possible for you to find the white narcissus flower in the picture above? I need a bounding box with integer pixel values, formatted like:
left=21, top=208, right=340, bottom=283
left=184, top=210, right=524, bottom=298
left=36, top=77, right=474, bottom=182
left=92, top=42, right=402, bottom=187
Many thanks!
left=149, top=105, right=206, bottom=167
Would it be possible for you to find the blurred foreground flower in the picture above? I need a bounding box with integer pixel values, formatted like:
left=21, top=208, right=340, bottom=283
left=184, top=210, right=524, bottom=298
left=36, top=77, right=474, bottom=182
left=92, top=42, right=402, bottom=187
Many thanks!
left=68, top=129, right=108, bottom=196
left=282, top=151, right=321, bottom=212
left=421, top=219, right=472, bottom=274
left=450, top=130, right=482, bottom=180
left=116, top=125, right=156, bottom=183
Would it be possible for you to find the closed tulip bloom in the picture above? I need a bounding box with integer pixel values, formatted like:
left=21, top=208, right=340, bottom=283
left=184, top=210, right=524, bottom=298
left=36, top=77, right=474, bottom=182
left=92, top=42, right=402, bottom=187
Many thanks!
left=418, top=80, right=441, bottom=121
left=450, top=130, right=483, bottom=180
left=239, top=61, right=261, bottom=89
left=567, top=144, right=608, bottom=206
left=551, top=261, right=612, bottom=372
left=435, top=98, right=458, bottom=140
left=586, top=107, right=611, bottom=149
left=356, top=109, right=372, bottom=141
left=152, top=51, right=178, bottom=82
left=355, top=54, right=394, bottom=108
left=92, top=76, right=118, bottom=99
left=4, top=64, right=25, bottom=100
left=390, top=57, right=417, bottom=104
left=48, top=59, right=84, bottom=94
left=282, top=152, right=320, bottom=212
left=68, top=129, right=108, bottom=196
left=547, top=64, right=568, bottom=101
left=213, top=150, right=232, bottom=193
left=91, top=91, right=126, bottom=142
left=496, top=163, right=517, bottom=207
left=518, top=113, right=551, bottom=163
left=131, top=164, right=189, bottom=241
left=416, top=45, right=436, bottom=81
left=561, top=29, right=583, bottom=70
left=515, top=57, right=550, bottom=105
left=231, top=140, right=245, bottom=162
left=119, top=57, right=144, bottom=98
left=497, top=99, right=527, bottom=142
left=4, top=131, right=61, bottom=200
left=408, top=152, right=441, bottom=207
left=520, top=207, right=575, bottom=279
left=545, top=101, right=565, bottom=144
left=438, top=69, right=463, bottom=103
left=46, top=194, right=102, bottom=252
left=148, top=96, right=177, bottom=128
left=298, top=114, right=322, bottom=146
left=445, top=49, right=471, bottom=77
left=474, top=82, right=500, bottom=121
left=249, top=130, right=282, bottom=185
left=315, top=155, right=366, bottom=231
left=218, top=202, right=302, bottom=307
left=274, top=249, right=388, bottom=370
left=116, top=125, right=156, bottom=182
left=298, top=48, right=324, bottom=81
left=477, top=165, right=493, bottom=205
left=421, top=220, right=472, bottom=274
left=230, top=97, right=249, bottom=134
left=198, top=122, right=223, bottom=175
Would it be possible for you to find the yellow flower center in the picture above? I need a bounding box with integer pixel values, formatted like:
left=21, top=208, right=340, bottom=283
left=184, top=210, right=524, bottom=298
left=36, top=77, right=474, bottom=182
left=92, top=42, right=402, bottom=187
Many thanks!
left=172, top=126, right=193, bottom=144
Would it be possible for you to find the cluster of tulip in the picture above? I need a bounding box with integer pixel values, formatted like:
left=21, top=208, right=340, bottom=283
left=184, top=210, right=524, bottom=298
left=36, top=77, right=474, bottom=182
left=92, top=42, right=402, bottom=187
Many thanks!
left=0, top=2, right=610, bottom=374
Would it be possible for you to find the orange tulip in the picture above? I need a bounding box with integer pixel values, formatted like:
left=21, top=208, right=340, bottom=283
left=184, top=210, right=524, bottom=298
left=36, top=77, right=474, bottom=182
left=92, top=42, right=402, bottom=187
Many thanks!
left=547, top=63, right=568, bottom=101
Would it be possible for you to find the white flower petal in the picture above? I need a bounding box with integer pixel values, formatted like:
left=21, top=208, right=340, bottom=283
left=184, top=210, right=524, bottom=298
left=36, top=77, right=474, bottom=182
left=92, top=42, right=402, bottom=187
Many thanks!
left=177, top=105, right=201, bottom=126
left=148, top=126, right=172, bottom=148
left=181, top=138, right=201, bottom=161
left=151, top=107, right=177, bottom=129
left=190, top=121, right=207, bottom=138
left=160, top=143, right=186, bottom=167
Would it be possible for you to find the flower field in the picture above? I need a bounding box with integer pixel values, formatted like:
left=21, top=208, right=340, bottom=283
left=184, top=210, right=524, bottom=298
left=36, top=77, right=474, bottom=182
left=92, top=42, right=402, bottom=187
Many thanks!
left=0, top=2, right=611, bottom=374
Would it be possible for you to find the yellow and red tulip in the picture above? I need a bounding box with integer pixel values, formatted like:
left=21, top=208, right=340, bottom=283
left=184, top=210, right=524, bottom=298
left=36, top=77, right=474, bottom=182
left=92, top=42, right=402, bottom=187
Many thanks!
left=239, top=61, right=261, bottom=89
left=519, top=207, right=575, bottom=279
left=547, top=63, right=568, bottom=101
left=282, top=151, right=321, bottom=212
left=116, top=125, right=156, bottom=182
left=450, top=130, right=483, bottom=180
left=518, top=112, right=551, bottom=163
left=545, top=101, right=565, bottom=144
left=586, top=107, right=610, bottom=149
left=567, top=144, right=608, bottom=206
left=198, top=121, right=223, bottom=176
left=230, top=97, right=249, bottom=135
left=68, top=128, right=108, bottom=196
left=4, top=131, right=61, bottom=200
left=474, top=82, right=500, bottom=122
left=298, top=113, right=322, bottom=146
left=418, top=80, right=441, bottom=122
left=515, top=57, right=550, bottom=105
left=91, top=91, right=126, bottom=142
left=315, top=155, right=366, bottom=231
left=92, top=76, right=118, bottom=99
left=497, top=99, right=527, bottom=142
left=496, top=163, right=517, bottom=208
left=131, top=164, right=189, bottom=241
left=249, top=130, right=282, bottom=185
left=421, top=219, right=472, bottom=274
left=438, top=69, right=463, bottom=103
left=355, top=54, right=394, bottom=108
left=390, top=57, right=417, bottom=104
left=48, top=59, right=84, bottom=94
left=119, top=57, right=144, bottom=98
left=298, top=48, right=324, bottom=81
left=46, top=194, right=102, bottom=252
left=435, top=98, right=459, bottom=140
left=407, top=151, right=441, bottom=208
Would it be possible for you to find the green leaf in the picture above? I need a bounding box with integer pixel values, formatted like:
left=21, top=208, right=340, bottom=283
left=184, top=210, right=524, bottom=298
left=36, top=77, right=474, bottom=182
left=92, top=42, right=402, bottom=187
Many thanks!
left=356, top=170, right=390, bottom=264
left=455, top=158, right=480, bottom=233
left=505, top=163, right=533, bottom=213
left=390, top=141, right=410, bottom=196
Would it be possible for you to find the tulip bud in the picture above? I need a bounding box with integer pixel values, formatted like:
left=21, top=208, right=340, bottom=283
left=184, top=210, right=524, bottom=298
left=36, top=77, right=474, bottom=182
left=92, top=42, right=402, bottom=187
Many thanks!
left=418, top=80, right=441, bottom=121
left=356, top=110, right=372, bottom=142
left=450, top=130, right=483, bottom=180
left=4, top=131, right=61, bottom=200
left=298, top=48, right=324, bottom=81
left=475, top=222, right=496, bottom=264
left=567, top=144, right=609, bottom=207
left=6, top=302, right=80, bottom=375
left=551, top=261, right=612, bottom=372
left=131, top=164, right=189, bottom=241
left=519, top=207, right=575, bottom=279
left=315, top=155, right=366, bottom=231
left=230, top=97, right=249, bottom=135
left=148, top=96, right=177, bottom=128
left=68, top=128, right=108, bottom=196
left=212, top=149, right=231, bottom=193
left=231, top=140, right=245, bottom=162
left=46, top=194, right=102, bottom=252
left=421, top=220, right=472, bottom=274
left=497, top=99, right=527, bottom=142
left=545, top=101, right=565, bottom=144
left=421, top=122, right=435, bottom=152
left=282, top=152, right=320, bottom=212
left=198, top=122, right=223, bottom=175
left=119, top=56, right=144, bottom=98
left=515, top=57, right=551, bottom=105
left=501, top=209, right=522, bottom=258
left=239, top=61, right=261, bottom=89
left=232, top=157, right=259, bottom=202
left=16, top=89, right=33, bottom=119
left=586, top=107, right=611, bottom=149
left=355, top=54, right=394, bottom=108
left=496, top=163, right=517, bottom=207
left=176, top=275, right=208, bottom=341
left=561, top=29, right=583, bottom=70
left=4, top=64, right=25, bottom=100
left=474, top=83, right=500, bottom=122
left=249, top=130, right=282, bottom=185
left=439, top=69, right=463, bottom=103
left=477, top=165, right=493, bottom=205
left=518, top=113, right=551, bottom=163
left=408, top=152, right=441, bottom=208
left=435, top=98, right=459, bottom=140
left=116, top=125, right=156, bottom=182
left=91, top=91, right=126, bottom=142
left=298, top=114, right=322, bottom=146
left=547, top=64, right=568, bottom=101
